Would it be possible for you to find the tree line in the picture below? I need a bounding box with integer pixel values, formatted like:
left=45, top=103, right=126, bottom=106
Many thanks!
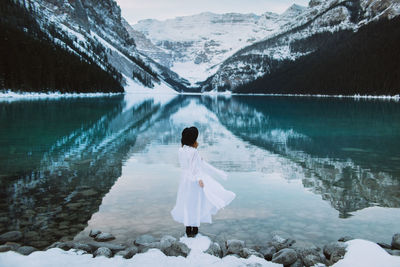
left=235, top=16, right=400, bottom=96
left=0, top=0, right=124, bottom=93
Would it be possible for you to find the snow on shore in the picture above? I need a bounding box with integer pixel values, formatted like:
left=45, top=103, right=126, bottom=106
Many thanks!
left=332, top=239, right=400, bottom=267
left=0, top=234, right=279, bottom=267
left=1, top=236, right=399, bottom=267
left=0, top=90, right=122, bottom=102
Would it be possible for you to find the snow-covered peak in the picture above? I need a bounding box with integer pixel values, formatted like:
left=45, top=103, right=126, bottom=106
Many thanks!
left=132, top=11, right=289, bottom=85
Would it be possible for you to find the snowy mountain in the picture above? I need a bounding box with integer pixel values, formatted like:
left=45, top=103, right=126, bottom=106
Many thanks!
left=202, top=0, right=400, bottom=92
left=12, top=0, right=188, bottom=92
left=131, top=8, right=305, bottom=86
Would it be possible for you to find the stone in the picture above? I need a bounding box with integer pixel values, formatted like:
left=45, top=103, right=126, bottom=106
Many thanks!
left=94, top=247, right=112, bottom=258
left=160, top=235, right=176, bottom=248
left=94, top=233, right=115, bottom=242
left=134, top=234, right=156, bottom=246
left=239, top=248, right=263, bottom=259
left=73, top=243, right=92, bottom=252
left=323, top=242, right=347, bottom=262
left=295, top=246, right=324, bottom=267
left=4, top=242, right=21, bottom=251
left=259, top=246, right=276, bottom=261
left=271, top=235, right=296, bottom=251
left=17, top=246, right=38, bottom=255
left=47, top=242, right=73, bottom=251
left=87, top=241, right=125, bottom=252
left=289, top=259, right=304, bottom=267
left=377, top=242, right=392, bottom=249
left=303, top=254, right=322, bottom=266
left=0, top=231, right=23, bottom=243
left=89, top=229, right=101, bottom=238
left=226, top=239, right=245, bottom=255
left=386, top=249, right=400, bottom=256
left=162, top=241, right=190, bottom=257
left=116, top=247, right=139, bottom=259
left=272, top=248, right=298, bottom=265
left=338, top=236, right=354, bottom=242
left=205, top=242, right=222, bottom=258
left=29, top=241, right=50, bottom=249
left=0, top=245, right=12, bottom=252
left=392, top=233, right=400, bottom=250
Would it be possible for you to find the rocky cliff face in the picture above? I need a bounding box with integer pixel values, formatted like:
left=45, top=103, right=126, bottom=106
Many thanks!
left=25, top=0, right=187, bottom=91
left=201, top=0, right=400, bottom=91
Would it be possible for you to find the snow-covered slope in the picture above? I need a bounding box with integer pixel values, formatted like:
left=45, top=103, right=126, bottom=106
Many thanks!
left=202, top=0, right=400, bottom=92
left=22, top=0, right=188, bottom=92
left=132, top=8, right=305, bottom=85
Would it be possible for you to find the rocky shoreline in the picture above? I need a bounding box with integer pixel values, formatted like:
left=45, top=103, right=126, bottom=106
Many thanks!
left=0, top=230, right=399, bottom=266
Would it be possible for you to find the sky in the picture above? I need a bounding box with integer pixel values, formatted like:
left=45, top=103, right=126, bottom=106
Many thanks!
left=116, top=0, right=310, bottom=24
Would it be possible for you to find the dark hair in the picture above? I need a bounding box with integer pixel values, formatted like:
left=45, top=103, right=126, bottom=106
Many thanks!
left=181, top=126, right=198, bottom=147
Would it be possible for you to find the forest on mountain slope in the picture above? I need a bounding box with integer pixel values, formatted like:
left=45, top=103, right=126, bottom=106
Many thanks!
left=0, top=0, right=124, bottom=93
left=235, top=16, right=400, bottom=96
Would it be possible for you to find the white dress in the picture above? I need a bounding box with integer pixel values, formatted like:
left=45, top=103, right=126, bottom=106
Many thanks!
left=171, top=145, right=236, bottom=227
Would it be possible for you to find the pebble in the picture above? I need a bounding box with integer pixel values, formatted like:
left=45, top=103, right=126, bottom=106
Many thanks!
left=94, top=247, right=112, bottom=258
left=94, top=233, right=115, bottom=242
left=392, top=233, right=400, bottom=250
left=17, top=246, right=38, bottom=255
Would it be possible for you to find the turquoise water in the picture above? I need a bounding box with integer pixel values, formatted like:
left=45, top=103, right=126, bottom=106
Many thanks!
left=0, top=94, right=399, bottom=248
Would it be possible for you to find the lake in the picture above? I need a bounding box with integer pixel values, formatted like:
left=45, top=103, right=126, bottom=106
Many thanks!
left=0, top=94, right=399, bottom=249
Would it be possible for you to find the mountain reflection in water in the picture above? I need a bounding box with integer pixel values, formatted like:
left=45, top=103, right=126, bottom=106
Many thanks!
left=0, top=94, right=399, bottom=248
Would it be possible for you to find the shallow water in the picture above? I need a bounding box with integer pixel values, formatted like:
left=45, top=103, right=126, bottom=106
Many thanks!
left=0, top=94, right=399, bottom=248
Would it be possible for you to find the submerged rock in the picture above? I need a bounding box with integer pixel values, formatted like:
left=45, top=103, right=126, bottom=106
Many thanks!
left=226, top=239, right=245, bottom=255
left=94, top=247, right=112, bottom=258
left=272, top=248, right=298, bottom=265
left=17, top=246, right=38, bottom=255
left=134, top=234, right=156, bottom=246
left=89, top=229, right=101, bottom=238
left=392, top=233, right=400, bottom=250
left=0, top=231, right=23, bottom=243
left=94, top=233, right=115, bottom=242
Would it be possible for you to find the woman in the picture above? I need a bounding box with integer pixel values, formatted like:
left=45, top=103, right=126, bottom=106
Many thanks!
left=171, top=126, right=236, bottom=238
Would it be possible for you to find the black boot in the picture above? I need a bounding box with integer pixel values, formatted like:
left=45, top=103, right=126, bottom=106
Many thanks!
left=186, top=226, right=193, bottom=237
left=192, top=227, right=198, bottom=237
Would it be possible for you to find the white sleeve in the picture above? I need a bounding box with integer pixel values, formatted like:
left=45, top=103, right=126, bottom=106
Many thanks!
left=192, top=151, right=228, bottom=181
left=189, top=150, right=202, bottom=182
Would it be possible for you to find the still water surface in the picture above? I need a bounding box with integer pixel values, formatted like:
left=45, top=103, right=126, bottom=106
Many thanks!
left=0, top=94, right=399, bottom=248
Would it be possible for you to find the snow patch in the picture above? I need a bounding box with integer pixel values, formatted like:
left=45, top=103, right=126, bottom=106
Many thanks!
left=333, top=239, right=400, bottom=267
left=0, top=90, right=122, bottom=102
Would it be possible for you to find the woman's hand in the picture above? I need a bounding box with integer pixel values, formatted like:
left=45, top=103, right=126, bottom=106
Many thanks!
left=199, top=179, right=204, bottom=188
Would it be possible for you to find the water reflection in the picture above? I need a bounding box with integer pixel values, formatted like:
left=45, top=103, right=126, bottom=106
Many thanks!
left=0, top=95, right=399, bottom=248
left=200, top=96, right=400, bottom=217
